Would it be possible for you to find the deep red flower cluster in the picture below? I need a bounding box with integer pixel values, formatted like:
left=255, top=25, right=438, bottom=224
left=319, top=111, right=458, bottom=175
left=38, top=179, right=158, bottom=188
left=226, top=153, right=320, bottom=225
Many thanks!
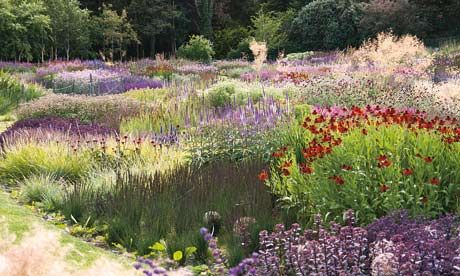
left=377, top=155, right=392, bottom=168
left=265, top=106, right=460, bottom=187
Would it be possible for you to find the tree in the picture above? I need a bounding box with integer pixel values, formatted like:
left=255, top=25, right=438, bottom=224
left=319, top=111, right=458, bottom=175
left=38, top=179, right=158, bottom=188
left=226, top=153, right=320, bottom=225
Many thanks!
left=96, top=5, right=138, bottom=61
left=45, top=0, right=92, bottom=60
left=213, top=26, right=249, bottom=59
left=0, top=0, right=51, bottom=61
left=128, top=0, right=174, bottom=58
left=293, top=0, right=361, bottom=50
left=251, top=7, right=286, bottom=58
left=195, top=0, right=214, bottom=38
left=359, top=0, right=427, bottom=40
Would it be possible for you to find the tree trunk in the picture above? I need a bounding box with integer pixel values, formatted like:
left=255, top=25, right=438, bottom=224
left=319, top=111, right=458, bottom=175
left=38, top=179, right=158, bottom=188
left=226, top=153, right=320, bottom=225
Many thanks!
left=150, top=36, right=156, bottom=58
left=171, top=0, right=176, bottom=56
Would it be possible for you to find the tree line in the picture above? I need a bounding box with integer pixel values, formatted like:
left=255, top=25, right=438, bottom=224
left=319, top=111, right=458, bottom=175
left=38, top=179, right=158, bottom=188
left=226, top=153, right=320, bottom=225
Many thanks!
left=1, top=0, right=459, bottom=62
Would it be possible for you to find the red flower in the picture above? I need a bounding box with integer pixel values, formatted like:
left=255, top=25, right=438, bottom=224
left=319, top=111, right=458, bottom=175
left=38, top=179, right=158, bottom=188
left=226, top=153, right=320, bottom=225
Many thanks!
left=402, top=168, right=413, bottom=176
left=329, top=175, right=345, bottom=185
left=429, top=178, right=440, bottom=186
left=341, top=165, right=353, bottom=171
left=258, top=170, right=269, bottom=181
left=377, top=155, right=388, bottom=162
left=361, top=128, right=368, bottom=135
left=282, top=168, right=291, bottom=176
left=423, top=156, right=433, bottom=163
left=379, top=184, right=389, bottom=193
left=377, top=159, right=392, bottom=168
left=281, top=160, right=293, bottom=168
left=300, top=163, right=314, bottom=174
left=271, top=151, right=284, bottom=158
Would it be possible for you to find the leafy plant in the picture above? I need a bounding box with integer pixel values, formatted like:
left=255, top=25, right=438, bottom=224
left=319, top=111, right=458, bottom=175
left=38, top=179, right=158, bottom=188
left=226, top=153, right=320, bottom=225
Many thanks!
left=177, top=35, right=215, bottom=63
left=0, top=72, right=45, bottom=115
left=267, top=106, right=460, bottom=225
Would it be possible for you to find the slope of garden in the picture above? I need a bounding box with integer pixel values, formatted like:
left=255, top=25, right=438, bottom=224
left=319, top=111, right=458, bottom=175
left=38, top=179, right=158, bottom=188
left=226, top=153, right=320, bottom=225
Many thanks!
left=1, top=33, right=460, bottom=275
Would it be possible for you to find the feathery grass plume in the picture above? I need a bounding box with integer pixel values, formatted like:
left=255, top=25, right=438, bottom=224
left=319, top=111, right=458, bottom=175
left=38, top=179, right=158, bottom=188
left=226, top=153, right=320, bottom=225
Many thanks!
left=0, top=223, right=136, bottom=276
left=349, top=32, right=432, bottom=72
left=249, top=39, right=267, bottom=74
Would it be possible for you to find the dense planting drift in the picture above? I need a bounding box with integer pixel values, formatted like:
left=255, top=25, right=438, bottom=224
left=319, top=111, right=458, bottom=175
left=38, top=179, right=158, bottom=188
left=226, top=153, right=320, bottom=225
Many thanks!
left=265, top=106, right=460, bottom=225
left=230, top=210, right=460, bottom=275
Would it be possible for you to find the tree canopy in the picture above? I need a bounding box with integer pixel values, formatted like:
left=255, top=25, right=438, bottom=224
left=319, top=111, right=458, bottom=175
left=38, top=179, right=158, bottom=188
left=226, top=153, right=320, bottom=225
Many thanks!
left=0, top=0, right=458, bottom=61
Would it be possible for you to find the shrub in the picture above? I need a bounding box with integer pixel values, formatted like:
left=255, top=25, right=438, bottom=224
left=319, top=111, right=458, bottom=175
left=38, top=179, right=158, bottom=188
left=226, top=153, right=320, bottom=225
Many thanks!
left=206, top=82, right=236, bottom=108
left=16, top=94, right=143, bottom=128
left=292, top=0, right=361, bottom=50
left=285, top=51, right=315, bottom=61
left=267, top=106, right=460, bottom=225
left=359, top=0, right=427, bottom=39
left=227, top=39, right=254, bottom=61
left=177, top=35, right=215, bottom=64
left=213, top=27, right=250, bottom=59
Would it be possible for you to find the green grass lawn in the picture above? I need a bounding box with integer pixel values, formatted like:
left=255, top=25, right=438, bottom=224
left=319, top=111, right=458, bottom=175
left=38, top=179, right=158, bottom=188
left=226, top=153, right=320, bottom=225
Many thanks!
left=0, top=191, right=135, bottom=272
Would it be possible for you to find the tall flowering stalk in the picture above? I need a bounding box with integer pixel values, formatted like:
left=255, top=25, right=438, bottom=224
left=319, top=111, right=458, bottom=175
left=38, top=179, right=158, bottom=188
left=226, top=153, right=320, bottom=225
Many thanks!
left=200, top=227, right=228, bottom=274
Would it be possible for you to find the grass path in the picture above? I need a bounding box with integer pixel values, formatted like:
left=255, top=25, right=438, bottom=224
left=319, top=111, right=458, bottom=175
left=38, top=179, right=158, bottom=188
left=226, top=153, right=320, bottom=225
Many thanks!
left=0, top=191, right=137, bottom=275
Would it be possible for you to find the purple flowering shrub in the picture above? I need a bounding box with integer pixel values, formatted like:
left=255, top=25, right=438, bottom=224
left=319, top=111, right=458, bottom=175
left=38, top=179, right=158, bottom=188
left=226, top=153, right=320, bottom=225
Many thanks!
left=230, top=211, right=460, bottom=275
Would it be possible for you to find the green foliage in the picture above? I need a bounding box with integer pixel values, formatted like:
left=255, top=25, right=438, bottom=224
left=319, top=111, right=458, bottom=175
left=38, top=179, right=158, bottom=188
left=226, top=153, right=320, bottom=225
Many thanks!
left=0, top=0, right=51, bottom=61
left=128, top=0, right=173, bottom=58
left=270, top=120, right=460, bottom=226
left=227, top=38, right=254, bottom=60
left=45, top=0, right=92, bottom=60
left=214, top=26, right=250, bottom=59
left=189, top=124, right=283, bottom=166
left=293, top=0, right=362, bottom=50
left=285, top=51, right=315, bottom=61
left=61, top=160, right=275, bottom=255
left=251, top=8, right=286, bottom=58
left=0, top=72, right=45, bottom=115
left=177, top=35, right=215, bottom=63
left=0, top=143, right=92, bottom=185
left=206, top=82, right=236, bottom=108
left=359, top=0, right=427, bottom=40
left=95, top=5, right=138, bottom=61
left=19, top=174, right=64, bottom=211
left=196, top=0, right=214, bottom=38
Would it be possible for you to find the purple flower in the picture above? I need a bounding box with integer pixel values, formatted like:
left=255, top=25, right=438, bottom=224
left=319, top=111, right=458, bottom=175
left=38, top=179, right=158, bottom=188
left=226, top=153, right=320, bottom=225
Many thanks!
left=231, top=211, right=460, bottom=275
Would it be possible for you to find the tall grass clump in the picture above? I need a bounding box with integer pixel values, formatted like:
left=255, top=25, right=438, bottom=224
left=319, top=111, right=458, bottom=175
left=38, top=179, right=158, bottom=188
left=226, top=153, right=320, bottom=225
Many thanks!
left=0, top=141, right=92, bottom=185
left=62, top=160, right=276, bottom=258
left=19, top=174, right=65, bottom=211
left=0, top=71, right=45, bottom=115
left=350, top=32, right=432, bottom=71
